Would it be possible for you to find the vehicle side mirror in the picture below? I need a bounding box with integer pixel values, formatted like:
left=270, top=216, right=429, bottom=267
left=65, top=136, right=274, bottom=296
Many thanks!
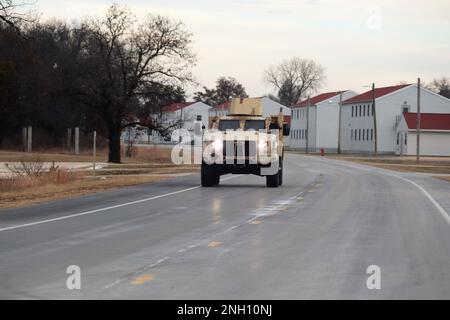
left=283, top=124, right=290, bottom=137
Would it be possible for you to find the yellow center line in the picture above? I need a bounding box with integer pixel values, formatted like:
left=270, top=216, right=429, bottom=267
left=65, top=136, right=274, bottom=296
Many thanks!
left=131, top=274, right=154, bottom=285
left=208, top=241, right=222, bottom=248
left=250, top=220, right=263, bottom=225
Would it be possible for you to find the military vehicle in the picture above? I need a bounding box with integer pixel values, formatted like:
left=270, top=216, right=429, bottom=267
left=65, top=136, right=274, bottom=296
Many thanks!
left=201, top=98, right=290, bottom=188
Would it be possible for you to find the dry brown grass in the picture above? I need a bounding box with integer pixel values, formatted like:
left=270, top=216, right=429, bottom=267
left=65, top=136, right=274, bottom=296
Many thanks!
left=0, top=146, right=199, bottom=210
left=0, top=170, right=84, bottom=194
left=0, top=145, right=173, bottom=164
left=436, top=176, right=450, bottom=183
left=0, top=175, right=176, bottom=209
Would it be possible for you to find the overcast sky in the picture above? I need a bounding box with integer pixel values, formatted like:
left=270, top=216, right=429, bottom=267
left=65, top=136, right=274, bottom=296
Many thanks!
left=37, top=0, right=450, bottom=98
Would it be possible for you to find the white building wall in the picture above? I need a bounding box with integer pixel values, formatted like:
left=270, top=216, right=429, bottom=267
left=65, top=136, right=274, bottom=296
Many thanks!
left=209, top=109, right=229, bottom=117
left=290, top=106, right=316, bottom=151
left=261, top=97, right=291, bottom=117
left=316, top=90, right=358, bottom=152
left=341, top=85, right=450, bottom=153
left=401, top=131, right=450, bottom=156
left=340, top=102, right=375, bottom=153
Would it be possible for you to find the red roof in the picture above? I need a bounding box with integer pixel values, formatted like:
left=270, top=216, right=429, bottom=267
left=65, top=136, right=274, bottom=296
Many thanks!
left=403, top=112, right=450, bottom=131
left=161, top=102, right=195, bottom=112
left=212, top=101, right=231, bottom=110
left=342, top=84, right=411, bottom=105
left=294, top=91, right=345, bottom=108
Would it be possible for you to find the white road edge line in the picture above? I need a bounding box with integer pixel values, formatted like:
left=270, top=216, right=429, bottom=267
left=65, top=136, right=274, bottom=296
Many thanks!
left=0, top=175, right=239, bottom=233
left=298, top=155, right=450, bottom=225
left=389, top=174, right=450, bottom=225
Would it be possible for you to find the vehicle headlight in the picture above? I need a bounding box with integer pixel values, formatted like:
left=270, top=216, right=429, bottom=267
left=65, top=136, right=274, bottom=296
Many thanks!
left=212, top=139, right=223, bottom=150
left=258, top=140, right=267, bottom=150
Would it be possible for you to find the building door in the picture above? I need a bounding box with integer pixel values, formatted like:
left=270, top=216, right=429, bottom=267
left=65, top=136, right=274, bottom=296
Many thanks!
left=399, top=132, right=406, bottom=155
left=396, top=132, right=405, bottom=155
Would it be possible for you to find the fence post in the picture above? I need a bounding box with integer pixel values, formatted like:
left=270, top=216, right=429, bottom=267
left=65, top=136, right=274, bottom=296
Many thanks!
left=27, top=126, right=32, bottom=153
left=93, top=131, right=97, bottom=177
left=67, top=128, right=72, bottom=150
left=74, top=127, right=79, bottom=155
left=22, top=127, right=27, bottom=152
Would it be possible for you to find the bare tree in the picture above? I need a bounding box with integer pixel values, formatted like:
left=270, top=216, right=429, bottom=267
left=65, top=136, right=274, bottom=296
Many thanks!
left=0, top=0, right=35, bottom=34
left=76, top=4, right=196, bottom=163
left=427, top=76, right=450, bottom=99
left=264, top=57, right=325, bottom=107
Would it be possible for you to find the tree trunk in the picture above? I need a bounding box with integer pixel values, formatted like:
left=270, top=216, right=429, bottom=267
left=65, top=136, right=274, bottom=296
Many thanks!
left=108, top=125, right=122, bottom=163
left=0, top=128, right=4, bottom=148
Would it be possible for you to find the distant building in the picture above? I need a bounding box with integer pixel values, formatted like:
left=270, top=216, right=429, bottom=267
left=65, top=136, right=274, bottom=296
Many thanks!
left=341, top=84, right=450, bottom=153
left=396, top=112, right=450, bottom=156
left=290, top=90, right=358, bottom=152
left=340, top=84, right=450, bottom=154
left=144, top=101, right=211, bottom=143
left=209, top=101, right=230, bottom=117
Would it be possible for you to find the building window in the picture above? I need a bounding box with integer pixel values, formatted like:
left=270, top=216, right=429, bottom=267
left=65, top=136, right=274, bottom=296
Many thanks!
left=397, top=132, right=400, bottom=145
left=351, top=129, right=353, bottom=141
left=371, top=129, right=373, bottom=141
left=402, top=105, right=410, bottom=114
left=358, top=129, right=361, bottom=141
left=352, top=106, right=354, bottom=117
left=362, top=129, right=365, bottom=141
left=405, top=133, right=407, bottom=145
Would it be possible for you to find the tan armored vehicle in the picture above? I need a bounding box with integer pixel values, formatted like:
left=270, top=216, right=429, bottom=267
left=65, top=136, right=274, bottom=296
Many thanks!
left=201, top=98, right=290, bottom=188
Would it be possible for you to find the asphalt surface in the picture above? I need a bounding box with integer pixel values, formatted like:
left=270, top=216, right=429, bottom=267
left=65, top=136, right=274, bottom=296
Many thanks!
left=0, top=153, right=449, bottom=299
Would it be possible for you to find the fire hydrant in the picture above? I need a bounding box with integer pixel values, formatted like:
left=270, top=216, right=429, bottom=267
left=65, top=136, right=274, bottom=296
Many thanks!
left=320, top=148, right=325, bottom=156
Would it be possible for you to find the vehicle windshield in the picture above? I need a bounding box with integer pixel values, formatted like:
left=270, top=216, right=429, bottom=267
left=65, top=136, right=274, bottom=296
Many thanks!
left=244, top=120, right=266, bottom=131
left=218, top=120, right=240, bottom=131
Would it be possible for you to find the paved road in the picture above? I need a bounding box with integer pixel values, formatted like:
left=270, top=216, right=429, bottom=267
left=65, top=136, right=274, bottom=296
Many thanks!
left=0, top=154, right=449, bottom=299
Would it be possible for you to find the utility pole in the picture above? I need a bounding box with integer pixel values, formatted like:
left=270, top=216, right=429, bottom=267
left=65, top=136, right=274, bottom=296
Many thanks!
left=372, top=83, right=378, bottom=156
left=93, top=131, right=97, bottom=177
left=305, top=96, right=310, bottom=154
left=416, top=78, right=421, bottom=164
left=337, top=92, right=343, bottom=154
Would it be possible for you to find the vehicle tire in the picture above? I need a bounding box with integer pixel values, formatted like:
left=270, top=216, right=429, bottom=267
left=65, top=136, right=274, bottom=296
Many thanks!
left=214, top=174, right=220, bottom=186
left=201, top=163, right=216, bottom=187
left=278, top=157, right=283, bottom=186
left=266, top=173, right=279, bottom=188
